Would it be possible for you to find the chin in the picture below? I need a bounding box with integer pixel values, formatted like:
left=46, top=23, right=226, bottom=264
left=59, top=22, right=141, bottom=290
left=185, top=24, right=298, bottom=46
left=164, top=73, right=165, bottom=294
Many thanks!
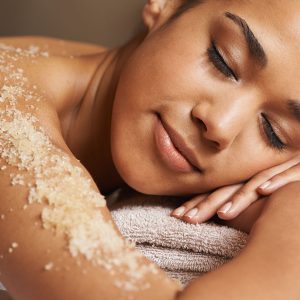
left=117, top=167, right=160, bottom=195
left=118, top=170, right=194, bottom=196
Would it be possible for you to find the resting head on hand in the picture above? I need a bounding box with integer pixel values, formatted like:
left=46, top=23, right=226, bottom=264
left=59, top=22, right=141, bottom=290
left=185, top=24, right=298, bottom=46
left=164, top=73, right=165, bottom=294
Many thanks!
left=105, top=0, right=300, bottom=230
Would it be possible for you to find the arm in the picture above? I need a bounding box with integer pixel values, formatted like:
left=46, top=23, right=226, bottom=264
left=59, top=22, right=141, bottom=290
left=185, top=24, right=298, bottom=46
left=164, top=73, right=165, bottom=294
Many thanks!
left=0, top=35, right=106, bottom=56
left=0, top=107, right=180, bottom=300
left=177, top=181, right=300, bottom=300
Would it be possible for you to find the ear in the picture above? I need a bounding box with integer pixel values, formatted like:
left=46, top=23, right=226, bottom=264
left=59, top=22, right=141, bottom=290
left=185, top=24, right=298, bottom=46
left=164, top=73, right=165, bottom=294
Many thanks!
left=142, top=0, right=176, bottom=31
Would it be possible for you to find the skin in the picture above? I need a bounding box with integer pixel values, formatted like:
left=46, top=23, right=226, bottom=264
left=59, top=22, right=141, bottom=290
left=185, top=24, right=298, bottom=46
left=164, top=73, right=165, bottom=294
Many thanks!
left=107, top=0, right=300, bottom=198
left=2, top=0, right=300, bottom=299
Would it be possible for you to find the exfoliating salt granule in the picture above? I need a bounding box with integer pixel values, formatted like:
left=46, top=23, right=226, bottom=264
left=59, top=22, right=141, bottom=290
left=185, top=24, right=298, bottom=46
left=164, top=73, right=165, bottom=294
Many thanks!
left=11, top=174, right=25, bottom=186
left=0, top=41, right=159, bottom=293
left=44, top=262, right=54, bottom=271
left=8, top=242, right=18, bottom=254
left=11, top=242, right=18, bottom=248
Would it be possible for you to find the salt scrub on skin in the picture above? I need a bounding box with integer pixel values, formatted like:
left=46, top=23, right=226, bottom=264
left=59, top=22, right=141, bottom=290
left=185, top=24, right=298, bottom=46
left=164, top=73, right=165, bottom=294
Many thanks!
left=11, top=243, right=18, bottom=249
left=7, top=242, right=18, bottom=254
left=44, top=262, right=54, bottom=271
left=8, top=242, right=18, bottom=254
left=0, top=42, right=161, bottom=294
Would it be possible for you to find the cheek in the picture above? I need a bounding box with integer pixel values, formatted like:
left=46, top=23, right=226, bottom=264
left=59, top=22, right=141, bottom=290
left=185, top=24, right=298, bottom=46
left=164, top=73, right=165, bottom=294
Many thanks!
left=224, top=146, right=286, bottom=184
left=110, top=103, right=161, bottom=193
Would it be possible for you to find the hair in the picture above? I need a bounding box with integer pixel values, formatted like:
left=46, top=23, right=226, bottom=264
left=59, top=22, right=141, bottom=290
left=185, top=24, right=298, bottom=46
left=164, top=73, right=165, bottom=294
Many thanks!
left=160, top=0, right=205, bottom=29
left=170, top=0, right=205, bottom=21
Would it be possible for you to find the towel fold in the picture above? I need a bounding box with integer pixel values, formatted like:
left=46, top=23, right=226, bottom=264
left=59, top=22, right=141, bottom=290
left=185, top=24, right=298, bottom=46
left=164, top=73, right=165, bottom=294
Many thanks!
left=109, top=188, right=248, bottom=286
left=0, top=189, right=249, bottom=290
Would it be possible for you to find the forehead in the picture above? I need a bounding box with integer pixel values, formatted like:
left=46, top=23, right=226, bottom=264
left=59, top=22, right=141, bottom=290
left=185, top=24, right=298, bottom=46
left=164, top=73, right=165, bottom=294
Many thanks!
left=197, top=0, right=300, bottom=94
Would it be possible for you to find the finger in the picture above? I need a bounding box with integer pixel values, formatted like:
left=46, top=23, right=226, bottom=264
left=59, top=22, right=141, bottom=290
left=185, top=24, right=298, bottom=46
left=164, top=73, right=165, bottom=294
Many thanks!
left=171, top=194, right=208, bottom=218
left=257, top=163, right=300, bottom=195
left=216, top=159, right=300, bottom=220
left=253, top=158, right=300, bottom=194
left=227, top=158, right=300, bottom=206
left=180, top=184, right=242, bottom=224
left=217, top=187, right=260, bottom=220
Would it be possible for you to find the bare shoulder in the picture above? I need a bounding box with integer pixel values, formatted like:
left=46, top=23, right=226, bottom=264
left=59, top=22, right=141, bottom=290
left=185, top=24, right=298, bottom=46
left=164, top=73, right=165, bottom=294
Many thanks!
left=0, top=35, right=107, bottom=57
left=0, top=37, right=179, bottom=299
left=0, top=35, right=105, bottom=140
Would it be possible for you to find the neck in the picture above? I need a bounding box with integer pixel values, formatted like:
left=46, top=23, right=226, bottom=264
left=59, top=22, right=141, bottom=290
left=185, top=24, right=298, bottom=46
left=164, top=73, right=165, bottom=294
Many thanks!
left=83, top=31, right=147, bottom=196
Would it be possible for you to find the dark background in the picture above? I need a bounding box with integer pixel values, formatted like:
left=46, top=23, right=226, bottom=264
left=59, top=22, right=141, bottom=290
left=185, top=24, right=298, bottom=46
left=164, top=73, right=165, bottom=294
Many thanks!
left=0, top=0, right=145, bottom=47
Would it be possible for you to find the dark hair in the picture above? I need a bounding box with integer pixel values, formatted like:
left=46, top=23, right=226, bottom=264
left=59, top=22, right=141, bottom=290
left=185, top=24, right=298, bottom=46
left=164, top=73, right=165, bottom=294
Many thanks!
left=170, top=0, right=205, bottom=21
left=159, top=0, right=205, bottom=29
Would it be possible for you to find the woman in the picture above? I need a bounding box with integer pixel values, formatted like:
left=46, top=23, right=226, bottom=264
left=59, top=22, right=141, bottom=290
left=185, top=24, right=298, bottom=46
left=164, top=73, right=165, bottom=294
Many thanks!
left=1, top=0, right=300, bottom=299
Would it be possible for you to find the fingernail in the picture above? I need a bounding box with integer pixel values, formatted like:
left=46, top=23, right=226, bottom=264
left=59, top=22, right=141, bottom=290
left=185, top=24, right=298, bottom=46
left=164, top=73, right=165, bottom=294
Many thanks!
left=185, top=208, right=198, bottom=218
left=172, top=206, right=186, bottom=216
left=218, top=202, right=233, bottom=214
left=259, top=181, right=271, bottom=190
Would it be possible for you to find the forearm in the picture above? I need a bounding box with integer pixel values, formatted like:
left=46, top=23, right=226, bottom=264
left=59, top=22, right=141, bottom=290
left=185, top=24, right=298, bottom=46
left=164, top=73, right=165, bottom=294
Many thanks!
left=177, top=182, right=300, bottom=300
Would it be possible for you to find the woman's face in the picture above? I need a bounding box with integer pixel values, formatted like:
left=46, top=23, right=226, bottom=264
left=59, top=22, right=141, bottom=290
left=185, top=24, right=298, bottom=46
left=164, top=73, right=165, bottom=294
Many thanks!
left=110, top=0, right=300, bottom=196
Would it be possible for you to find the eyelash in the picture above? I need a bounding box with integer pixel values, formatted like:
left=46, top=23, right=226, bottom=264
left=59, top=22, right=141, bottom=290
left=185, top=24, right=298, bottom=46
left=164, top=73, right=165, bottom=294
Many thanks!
left=207, top=41, right=287, bottom=152
left=207, top=41, right=238, bottom=81
left=260, top=113, right=287, bottom=152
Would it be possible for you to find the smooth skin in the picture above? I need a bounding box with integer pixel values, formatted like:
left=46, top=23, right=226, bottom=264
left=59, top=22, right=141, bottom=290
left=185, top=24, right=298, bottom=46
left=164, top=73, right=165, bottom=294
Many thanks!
left=2, top=0, right=300, bottom=299
left=0, top=37, right=180, bottom=300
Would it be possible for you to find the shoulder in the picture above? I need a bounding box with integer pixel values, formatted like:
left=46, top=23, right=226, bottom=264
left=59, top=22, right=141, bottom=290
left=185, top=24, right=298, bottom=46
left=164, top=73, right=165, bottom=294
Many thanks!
left=0, top=35, right=105, bottom=141
left=0, top=35, right=107, bottom=57
left=0, top=38, right=179, bottom=298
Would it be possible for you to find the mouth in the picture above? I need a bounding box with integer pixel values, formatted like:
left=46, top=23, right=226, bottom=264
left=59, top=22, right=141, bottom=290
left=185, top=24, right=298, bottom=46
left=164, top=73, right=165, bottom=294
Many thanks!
left=154, top=114, right=202, bottom=173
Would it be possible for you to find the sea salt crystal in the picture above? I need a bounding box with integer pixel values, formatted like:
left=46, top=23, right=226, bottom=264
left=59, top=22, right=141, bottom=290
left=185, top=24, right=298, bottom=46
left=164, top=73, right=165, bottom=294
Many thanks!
left=44, top=262, right=54, bottom=271
left=11, top=174, right=25, bottom=185
left=0, top=41, right=158, bottom=290
left=11, top=242, right=18, bottom=248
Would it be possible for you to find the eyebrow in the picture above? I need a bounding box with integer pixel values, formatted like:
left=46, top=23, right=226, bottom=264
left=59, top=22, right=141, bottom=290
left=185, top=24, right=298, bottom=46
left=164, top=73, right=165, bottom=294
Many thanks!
left=287, top=100, right=300, bottom=124
left=224, top=12, right=300, bottom=127
left=224, top=11, right=268, bottom=68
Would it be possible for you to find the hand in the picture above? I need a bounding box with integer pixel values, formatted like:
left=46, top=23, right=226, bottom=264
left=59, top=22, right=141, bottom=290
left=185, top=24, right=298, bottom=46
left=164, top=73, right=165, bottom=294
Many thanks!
left=171, top=153, right=300, bottom=224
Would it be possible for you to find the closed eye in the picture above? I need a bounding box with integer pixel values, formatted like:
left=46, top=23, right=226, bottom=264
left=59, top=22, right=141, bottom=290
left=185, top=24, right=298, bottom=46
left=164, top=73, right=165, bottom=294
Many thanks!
left=260, top=113, right=287, bottom=152
left=207, top=41, right=238, bottom=81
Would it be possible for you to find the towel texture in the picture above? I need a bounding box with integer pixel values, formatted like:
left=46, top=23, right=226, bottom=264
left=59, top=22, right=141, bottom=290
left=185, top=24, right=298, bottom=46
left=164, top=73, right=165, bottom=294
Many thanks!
left=0, top=189, right=249, bottom=291
left=109, top=188, right=249, bottom=286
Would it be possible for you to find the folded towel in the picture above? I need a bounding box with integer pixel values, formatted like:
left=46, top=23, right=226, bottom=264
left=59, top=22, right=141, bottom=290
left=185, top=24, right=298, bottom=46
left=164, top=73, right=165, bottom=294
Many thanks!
left=0, top=189, right=249, bottom=291
left=109, top=188, right=249, bottom=286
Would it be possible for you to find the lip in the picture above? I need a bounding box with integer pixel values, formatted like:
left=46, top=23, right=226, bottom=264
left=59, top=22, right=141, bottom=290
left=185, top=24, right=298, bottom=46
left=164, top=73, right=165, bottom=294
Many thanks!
left=154, top=114, right=202, bottom=173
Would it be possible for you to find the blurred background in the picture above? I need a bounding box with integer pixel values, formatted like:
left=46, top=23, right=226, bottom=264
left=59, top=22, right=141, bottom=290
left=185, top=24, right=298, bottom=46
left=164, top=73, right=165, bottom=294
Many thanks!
left=0, top=0, right=145, bottom=47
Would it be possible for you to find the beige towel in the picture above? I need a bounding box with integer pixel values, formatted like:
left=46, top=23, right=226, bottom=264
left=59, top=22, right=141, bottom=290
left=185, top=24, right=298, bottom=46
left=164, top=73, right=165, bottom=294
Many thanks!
left=0, top=189, right=249, bottom=291
left=109, top=188, right=248, bottom=286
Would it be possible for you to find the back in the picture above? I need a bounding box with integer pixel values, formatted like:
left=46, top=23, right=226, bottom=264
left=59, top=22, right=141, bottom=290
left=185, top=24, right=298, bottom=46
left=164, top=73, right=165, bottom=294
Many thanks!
left=0, top=36, right=179, bottom=300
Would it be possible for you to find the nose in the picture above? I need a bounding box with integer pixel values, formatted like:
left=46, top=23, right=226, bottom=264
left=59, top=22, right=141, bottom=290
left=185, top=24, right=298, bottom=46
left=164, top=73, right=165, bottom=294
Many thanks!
left=191, top=96, right=256, bottom=151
